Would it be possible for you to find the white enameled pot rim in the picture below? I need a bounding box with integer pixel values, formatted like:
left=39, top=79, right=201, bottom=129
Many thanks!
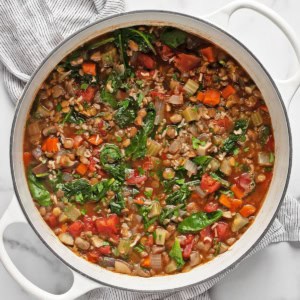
left=9, top=10, right=292, bottom=293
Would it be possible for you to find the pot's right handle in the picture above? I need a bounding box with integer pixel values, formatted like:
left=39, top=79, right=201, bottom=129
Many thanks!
left=0, top=197, right=101, bottom=300
left=204, top=0, right=300, bottom=109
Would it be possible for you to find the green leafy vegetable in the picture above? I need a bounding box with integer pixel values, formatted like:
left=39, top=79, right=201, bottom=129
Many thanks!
left=109, top=192, right=125, bottom=215
left=169, top=238, right=185, bottom=268
left=161, top=28, right=187, bottom=48
left=115, top=97, right=139, bottom=128
left=158, top=204, right=184, bottom=224
left=28, top=171, right=52, bottom=206
left=258, top=125, right=270, bottom=145
left=138, top=205, right=158, bottom=229
left=57, top=178, right=115, bottom=204
left=221, top=119, right=249, bottom=154
left=86, top=37, right=115, bottom=50
left=166, top=183, right=190, bottom=206
left=210, top=172, right=230, bottom=188
left=178, top=210, right=223, bottom=233
left=192, top=137, right=206, bottom=149
left=100, top=90, right=118, bottom=109
left=125, top=104, right=156, bottom=159
left=193, top=155, right=212, bottom=176
left=100, top=144, right=125, bottom=181
left=62, top=108, right=86, bottom=125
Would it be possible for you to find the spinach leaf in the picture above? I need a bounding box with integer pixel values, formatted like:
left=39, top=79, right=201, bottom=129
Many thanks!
left=221, top=119, right=249, bottom=154
left=100, top=90, right=118, bottom=109
left=258, top=125, right=270, bottom=145
left=125, top=104, right=156, bottom=159
left=28, top=171, right=52, bottom=207
left=87, top=37, right=115, bottom=50
left=210, top=172, right=230, bottom=188
left=138, top=205, right=158, bottom=229
left=169, top=238, right=185, bottom=268
left=115, top=97, right=139, bottom=128
left=100, top=144, right=125, bottom=181
left=193, top=155, right=212, bottom=176
left=62, top=108, right=86, bottom=125
left=109, top=192, right=125, bottom=215
left=178, top=210, right=223, bottom=233
left=161, top=28, right=187, bottom=48
left=158, top=204, right=184, bottom=225
left=166, top=184, right=190, bottom=206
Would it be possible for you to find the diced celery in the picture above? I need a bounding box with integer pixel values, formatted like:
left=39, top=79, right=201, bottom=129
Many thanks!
left=147, top=139, right=162, bottom=156
left=64, top=204, right=81, bottom=222
left=251, top=111, right=263, bottom=127
left=155, top=227, right=167, bottom=245
left=183, top=79, right=199, bottom=95
left=148, top=202, right=162, bottom=218
left=182, top=106, right=199, bottom=122
left=117, top=239, right=131, bottom=256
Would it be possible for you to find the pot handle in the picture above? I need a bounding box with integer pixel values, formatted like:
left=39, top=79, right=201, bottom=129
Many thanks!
left=204, top=0, right=300, bottom=109
left=0, top=197, right=101, bottom=300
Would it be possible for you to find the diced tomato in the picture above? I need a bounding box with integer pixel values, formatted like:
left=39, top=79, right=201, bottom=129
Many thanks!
left=266, top=135, right=275, bottom=152
left=88, top=157, right=97, bottom=172
left=158, top=44, right=174, bottom=61
left=68, top=221, right=84, bottom=237
left=200, top=173, right=221, bottom=194
left=180, top=234, right=194, bottom=247
left=87, top=250, right=101, bottom=263
left=95, top=214, right=119, bottom=237
left=137, top=53, right=156, bottom=69
left=23, top=152, right=33, bottom=167
left=47, top=214, right=58, bottom=229
left=126, top=169, right=147, bottom=185
left=98, top=245, right=111, bottom=255
left=200, top=226, right=214, bottom=243
left=204, top=202, right=219, bottom=213
left=79, top=86, right=97, bottom=102
left=183, top=241, right=193, bottom=260
left=215, top=116, right=232, bottom=131
left=235, top=173, right=255, bottom=195
left=142, top=157, right=154, bottom=171
left=216, top=222, right=230, bottom=241
left=83, top=215, right=97, bottom=234
left=149, top=90, right=166, bottom=100
left=146, top=235, right=154, bottom=247
left=174, top=53, right=201, bottom=73
left=200, top=46, right=215, bottom=63
left=161, top=153, right=168, bottom=160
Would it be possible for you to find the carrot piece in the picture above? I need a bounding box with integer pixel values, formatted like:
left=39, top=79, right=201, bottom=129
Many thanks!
left=76, top=163, right=88, bottom=176
left=202, top=89, right=221, bottom=106
left=222, top=85, right=236, bottom=99
left=196, top=91, right=205, bottom=101
left=87, top=135, right=103, bottom=146
left=200, top=46, right=216, bottom=62
left=219, top=194, right=232, bottom=208
left=239, top=204, right=256, bottom=217
left=231, top=184, right=245, bottom=199
left=61, top=223, right=68, bottom=233
left=141, top=256, right=151, bottom=268
left=259, top=105, right=268, bottom=112
left=73, top=135, right=83, bottom=149
left=82, top=62, right=96, bottom=76
left=23, top=152, right=33, bottom=167
left=42, top=137, right=59, bottom=153
left=230, top=199, right=243, bottom=212
left=133, top=197, right=145, bottom=205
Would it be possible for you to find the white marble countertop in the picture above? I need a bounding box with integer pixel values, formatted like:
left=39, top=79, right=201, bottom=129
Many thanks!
left=0, top=0, right=300, bottom=299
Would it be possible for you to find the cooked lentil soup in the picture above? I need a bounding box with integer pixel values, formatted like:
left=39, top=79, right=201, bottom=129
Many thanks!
left=24, top=26, right=275, bottom=276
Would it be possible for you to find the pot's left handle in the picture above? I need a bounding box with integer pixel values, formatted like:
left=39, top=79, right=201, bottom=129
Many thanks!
left=0, top=197, right=101, bottom=300
left=204, top=0, right=300, bottom=109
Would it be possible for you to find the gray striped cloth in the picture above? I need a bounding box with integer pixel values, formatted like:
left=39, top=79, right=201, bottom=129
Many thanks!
left=0, top=1, right=299, bottom=299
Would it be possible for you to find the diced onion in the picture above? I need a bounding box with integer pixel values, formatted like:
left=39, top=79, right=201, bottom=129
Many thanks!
left=190, top=251, right=201, bottom=267
left=195, top=186, right=207, bottom=198
left=220, top=158, right=232, bottom=176
left=183, top=79, right=199, bottom=95
left=148, top=202, right=162, bottom=218
left=184, top=159, right=197, bottom=174
left=150, top=254, right=162, bottom=270
left=231, top=213, right=249, bottom=232
left=167, top=94, right=183, bottom=105
left=114, top=260, right=132, bottom=274
left=154, top=100, right=165, bottom=125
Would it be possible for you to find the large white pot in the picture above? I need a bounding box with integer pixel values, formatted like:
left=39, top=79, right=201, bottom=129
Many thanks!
left=1, top=1, right=300, bottom=299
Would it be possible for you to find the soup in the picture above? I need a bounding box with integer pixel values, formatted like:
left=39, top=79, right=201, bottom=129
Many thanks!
left=23, top=26, right=274, bottom=277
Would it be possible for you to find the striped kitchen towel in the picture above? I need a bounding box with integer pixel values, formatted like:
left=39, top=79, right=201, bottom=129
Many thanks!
left=0, top=1, right=299, bottom=300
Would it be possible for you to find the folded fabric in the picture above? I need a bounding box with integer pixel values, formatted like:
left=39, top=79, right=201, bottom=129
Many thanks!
left=0, top=1, right=299, bottom=299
